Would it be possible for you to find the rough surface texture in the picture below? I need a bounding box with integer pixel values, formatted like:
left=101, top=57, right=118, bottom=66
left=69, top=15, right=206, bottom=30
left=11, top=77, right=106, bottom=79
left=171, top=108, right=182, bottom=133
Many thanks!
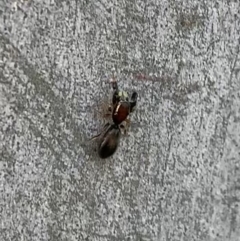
left=0, top=1, right=240, bottom=241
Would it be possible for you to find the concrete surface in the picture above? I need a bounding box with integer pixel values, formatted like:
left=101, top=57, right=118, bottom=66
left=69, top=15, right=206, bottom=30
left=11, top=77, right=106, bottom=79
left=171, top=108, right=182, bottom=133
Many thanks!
left=0, top=0, right=240, bottom=240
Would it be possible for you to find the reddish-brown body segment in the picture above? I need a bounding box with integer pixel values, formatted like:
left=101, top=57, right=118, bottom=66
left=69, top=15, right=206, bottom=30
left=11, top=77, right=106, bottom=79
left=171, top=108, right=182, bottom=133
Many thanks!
left=112, top=102, right=130, bottom=125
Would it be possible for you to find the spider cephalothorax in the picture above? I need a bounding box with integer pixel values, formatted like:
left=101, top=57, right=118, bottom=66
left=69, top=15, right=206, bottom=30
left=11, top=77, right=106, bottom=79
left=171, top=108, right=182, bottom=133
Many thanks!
left=111, top=83, right=137, bottom=125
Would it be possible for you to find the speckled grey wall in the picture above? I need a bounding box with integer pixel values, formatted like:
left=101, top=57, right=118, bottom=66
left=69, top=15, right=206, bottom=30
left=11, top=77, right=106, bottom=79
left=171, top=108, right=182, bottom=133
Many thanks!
left=0, top=0, right=240, bottom=241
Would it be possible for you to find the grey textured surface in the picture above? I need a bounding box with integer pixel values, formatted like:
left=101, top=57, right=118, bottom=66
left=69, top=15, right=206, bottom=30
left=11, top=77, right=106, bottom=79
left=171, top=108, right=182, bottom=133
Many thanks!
left=0, top=0, right=240, bottom=241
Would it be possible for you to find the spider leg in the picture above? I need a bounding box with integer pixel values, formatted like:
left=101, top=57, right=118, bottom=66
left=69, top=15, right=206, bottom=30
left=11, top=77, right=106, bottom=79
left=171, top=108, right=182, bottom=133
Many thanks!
left=119, top=118, right=131, bottom=135
left=130, top=92, right=138, bottom=112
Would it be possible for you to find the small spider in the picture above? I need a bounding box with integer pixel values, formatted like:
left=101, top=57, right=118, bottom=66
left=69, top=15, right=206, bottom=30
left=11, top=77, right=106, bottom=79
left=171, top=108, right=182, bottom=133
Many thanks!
left=91, top=78, right=137, bottom=159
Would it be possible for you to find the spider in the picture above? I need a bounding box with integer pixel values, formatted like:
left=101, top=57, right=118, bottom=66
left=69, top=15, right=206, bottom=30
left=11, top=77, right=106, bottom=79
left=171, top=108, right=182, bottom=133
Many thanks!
left=91, top=78, right=137, bottom=159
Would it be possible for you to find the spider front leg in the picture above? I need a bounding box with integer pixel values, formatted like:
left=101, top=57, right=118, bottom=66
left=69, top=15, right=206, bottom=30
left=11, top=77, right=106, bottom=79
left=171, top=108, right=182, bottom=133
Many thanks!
left=110, top=78, right=120, bottom=106
left=130, top=92, right=138, bottom=112
left=110, top=77, right=119, bottom=91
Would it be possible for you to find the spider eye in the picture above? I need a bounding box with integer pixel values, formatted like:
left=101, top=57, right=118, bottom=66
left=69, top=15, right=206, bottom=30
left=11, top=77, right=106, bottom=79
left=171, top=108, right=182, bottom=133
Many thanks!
left=123, top=91, right=128, bottom=98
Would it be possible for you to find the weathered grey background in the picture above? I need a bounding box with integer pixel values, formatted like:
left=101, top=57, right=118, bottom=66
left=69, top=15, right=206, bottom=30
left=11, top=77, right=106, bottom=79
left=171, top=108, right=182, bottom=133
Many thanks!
left=0, top=0, right=240, bottom=240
